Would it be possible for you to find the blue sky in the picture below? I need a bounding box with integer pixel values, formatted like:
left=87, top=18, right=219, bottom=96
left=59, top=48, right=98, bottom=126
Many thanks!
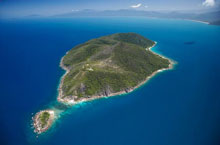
left=0, top=0, right=219, bottom=17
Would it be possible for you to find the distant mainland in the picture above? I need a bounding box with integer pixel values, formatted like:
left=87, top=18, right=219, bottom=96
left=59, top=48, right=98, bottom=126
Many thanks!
left=22, top=9, right=220, bottom=26
left=44, top=9, right=220, bottom=26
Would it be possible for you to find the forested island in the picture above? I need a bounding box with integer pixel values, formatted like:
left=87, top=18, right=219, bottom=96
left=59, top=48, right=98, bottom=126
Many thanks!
left=33, top=33, right=173, bottom=134
left=58, top=33, right=173, bottom=103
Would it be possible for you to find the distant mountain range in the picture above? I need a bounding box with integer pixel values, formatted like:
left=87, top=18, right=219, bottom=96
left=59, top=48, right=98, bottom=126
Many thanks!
left=50, top=9, right=220, bottom=25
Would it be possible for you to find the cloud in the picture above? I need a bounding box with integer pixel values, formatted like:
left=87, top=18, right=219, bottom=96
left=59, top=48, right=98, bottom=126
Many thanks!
left=144, top=5, right=148, bottom=8
left=130, top=3, right=142, bottom=8
left=202, top=0, right=215, bottom=7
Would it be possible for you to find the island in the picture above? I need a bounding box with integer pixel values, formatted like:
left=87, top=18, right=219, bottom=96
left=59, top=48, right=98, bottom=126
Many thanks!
left=33, top=33, right=174, bottom=134
left=33, top=110, right=55, bottom=134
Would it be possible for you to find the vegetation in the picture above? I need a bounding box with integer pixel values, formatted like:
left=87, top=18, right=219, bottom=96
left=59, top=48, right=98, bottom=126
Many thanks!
left=39, top=112, right=50, bottom=128
left=61, top=33, right=170, bottom=100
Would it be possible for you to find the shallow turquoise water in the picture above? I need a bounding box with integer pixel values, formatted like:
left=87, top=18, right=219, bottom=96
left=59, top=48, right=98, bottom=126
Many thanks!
left=0, top=17, right=220, bottom=145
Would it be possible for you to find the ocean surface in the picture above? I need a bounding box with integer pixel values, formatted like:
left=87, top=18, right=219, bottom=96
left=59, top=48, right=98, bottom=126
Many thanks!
left=0, top=17, right=220, bottom=145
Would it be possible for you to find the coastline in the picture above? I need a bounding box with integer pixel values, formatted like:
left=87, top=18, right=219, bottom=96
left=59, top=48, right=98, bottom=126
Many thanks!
left=183, top=19, right=209, bottom=25
left=57, top=41, right=175, bottom=105
left=58, top=51, right=70, bottom=103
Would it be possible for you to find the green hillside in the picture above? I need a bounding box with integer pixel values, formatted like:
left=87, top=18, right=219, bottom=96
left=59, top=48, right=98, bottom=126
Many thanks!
left=61, top=33, right=170, bottom=100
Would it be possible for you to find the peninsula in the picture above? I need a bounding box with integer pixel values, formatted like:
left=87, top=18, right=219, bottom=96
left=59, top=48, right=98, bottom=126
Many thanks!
left=33, top=33, right=173, bottom=134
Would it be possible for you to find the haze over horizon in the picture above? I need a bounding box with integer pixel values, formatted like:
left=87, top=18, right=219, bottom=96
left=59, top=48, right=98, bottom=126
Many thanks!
left=0, top=0, right=220, bottom=18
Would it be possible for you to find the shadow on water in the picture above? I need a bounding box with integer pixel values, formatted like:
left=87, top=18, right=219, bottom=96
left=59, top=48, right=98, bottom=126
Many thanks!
left=184, top=41, right=196, bottom=45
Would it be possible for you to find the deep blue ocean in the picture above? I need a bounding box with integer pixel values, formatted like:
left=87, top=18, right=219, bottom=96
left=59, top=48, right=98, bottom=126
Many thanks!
left=0, top=17, right=220, bottom=145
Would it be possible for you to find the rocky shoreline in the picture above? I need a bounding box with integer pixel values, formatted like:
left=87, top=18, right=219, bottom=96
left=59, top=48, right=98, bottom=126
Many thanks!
left=57, top=51, right=71, bottom=103
left=32, top=110, right=55, bottom=134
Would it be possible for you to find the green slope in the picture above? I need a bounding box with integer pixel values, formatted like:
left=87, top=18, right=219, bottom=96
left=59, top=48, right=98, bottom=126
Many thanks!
left=61, top=33, right=170, bottom=100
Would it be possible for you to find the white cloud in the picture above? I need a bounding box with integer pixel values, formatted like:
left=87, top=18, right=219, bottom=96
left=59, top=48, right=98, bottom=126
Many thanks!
left=202, top=0, right=215, bottom=7
left=130, top=3, right=142, bottom=8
